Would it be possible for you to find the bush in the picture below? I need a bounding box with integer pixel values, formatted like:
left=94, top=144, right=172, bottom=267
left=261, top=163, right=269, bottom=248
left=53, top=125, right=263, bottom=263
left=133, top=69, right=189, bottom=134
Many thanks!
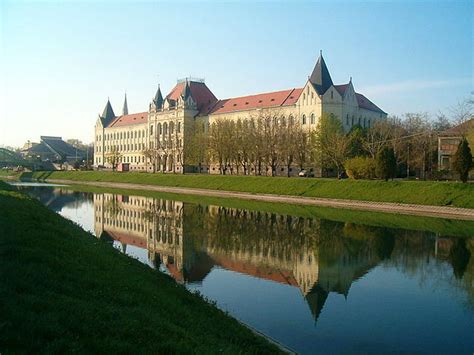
left=344, top=156, right=376, bottom=179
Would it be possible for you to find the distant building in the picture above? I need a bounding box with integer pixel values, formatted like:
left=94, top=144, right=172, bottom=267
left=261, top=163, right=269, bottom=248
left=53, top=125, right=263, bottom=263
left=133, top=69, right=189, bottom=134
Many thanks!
left=437, top=119, right=474, bottom=170
left=94, top=52, right=387, bottom=173
left=21, top=136, right=85, bottom=163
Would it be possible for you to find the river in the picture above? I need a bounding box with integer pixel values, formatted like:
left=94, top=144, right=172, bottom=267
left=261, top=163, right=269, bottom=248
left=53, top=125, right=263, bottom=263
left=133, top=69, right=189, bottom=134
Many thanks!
left=13, top=182, right=474, bottom=354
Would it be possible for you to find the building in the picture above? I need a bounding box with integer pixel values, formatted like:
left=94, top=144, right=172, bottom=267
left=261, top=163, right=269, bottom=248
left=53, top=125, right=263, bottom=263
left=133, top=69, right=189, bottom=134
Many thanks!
left=21, top=136, right=86, bottom=164
left=437, top=118, right=474, bottom=170
left=94, top=52, right=387, bottom=173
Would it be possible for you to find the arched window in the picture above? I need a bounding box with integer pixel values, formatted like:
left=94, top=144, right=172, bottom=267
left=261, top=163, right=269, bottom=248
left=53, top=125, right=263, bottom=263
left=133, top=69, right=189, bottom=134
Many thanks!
left=310, top=113, right=315, bottom=124
left=346, top=114, right=349, bottom=125
left=177, top=122, right=181, bottom=133
left=170, top=122, right=174, bottom=134
left=368, top=119, right=371, bottom=128
left=163, top=122, right=168, bottom=136
left=302, top=114, right=306, bottom=125
left=150, top=125, right=154, bottom=136
left=289, top=115, right=294, bottom=125
left=363, top=118, right=366, bottom=127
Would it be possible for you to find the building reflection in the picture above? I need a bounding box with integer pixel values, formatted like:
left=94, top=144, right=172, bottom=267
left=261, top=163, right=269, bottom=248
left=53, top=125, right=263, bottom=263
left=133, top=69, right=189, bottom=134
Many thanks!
left=92, top=192, right=473, bottom=320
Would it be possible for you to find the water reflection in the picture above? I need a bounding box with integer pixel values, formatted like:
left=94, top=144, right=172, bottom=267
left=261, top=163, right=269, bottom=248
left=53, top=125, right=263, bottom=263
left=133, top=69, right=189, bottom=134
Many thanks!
left=88, top=193, right=473, bottom=312
left=19, top=185, right=474, bottom=353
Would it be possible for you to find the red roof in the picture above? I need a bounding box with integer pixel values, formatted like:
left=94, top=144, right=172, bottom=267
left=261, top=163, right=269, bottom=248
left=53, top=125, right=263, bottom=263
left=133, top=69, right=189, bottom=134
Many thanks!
left=212, top=255, right=299, bottom=287
left=334, top=84, right=349, bottom=96
left=208, top=88, right=302, bottom=115
left=107, top=112, right=148, bottom=128
left=355, top=93, right=386, bottom=114
left=166, top=81, right=218, bottom=113
left=439, top=118, right=474, bottom=136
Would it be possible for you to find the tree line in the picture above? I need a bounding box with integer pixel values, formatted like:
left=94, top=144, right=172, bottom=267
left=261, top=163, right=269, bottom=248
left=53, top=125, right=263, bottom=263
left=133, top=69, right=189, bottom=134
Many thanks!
left=184, top=97, right=473, bottom=182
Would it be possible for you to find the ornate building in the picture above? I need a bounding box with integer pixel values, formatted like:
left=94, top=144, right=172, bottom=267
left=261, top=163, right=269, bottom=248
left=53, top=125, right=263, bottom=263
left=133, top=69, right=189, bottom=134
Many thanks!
left=94, top=52, right=387, bottom=173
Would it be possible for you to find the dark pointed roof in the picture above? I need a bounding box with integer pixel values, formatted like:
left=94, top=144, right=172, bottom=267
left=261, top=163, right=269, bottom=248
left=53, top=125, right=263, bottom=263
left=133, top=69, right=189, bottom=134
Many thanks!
left=122, top=93, right=128, bottom=115
left=309, top=51, right=333, bottom=95
left=182, top=80, right=192, bottom=100
left=153, top=85, right=164, bottom=109
left=100, top=99, right=116, bottom=126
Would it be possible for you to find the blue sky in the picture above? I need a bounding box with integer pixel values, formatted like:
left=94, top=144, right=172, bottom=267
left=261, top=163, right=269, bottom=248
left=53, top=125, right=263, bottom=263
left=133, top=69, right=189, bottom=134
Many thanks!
left=1, top=0, right=472, bottom=147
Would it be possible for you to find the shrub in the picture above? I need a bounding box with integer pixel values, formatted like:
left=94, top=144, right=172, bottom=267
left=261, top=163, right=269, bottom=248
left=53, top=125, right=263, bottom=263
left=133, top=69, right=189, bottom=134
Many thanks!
left=344, top=156, right=376, bottom=179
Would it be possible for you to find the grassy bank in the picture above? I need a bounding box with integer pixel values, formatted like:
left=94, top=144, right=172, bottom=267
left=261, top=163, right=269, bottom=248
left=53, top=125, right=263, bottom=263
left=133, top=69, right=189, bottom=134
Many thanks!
left=58, top=183, right=474, bottom=238
left=0, top=181, right=281, bottom=354
left=22, top=170, right=474, bottom=208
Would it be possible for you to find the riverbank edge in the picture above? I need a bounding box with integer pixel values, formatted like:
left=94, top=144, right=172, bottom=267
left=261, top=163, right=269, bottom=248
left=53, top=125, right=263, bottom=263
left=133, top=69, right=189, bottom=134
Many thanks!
left=22, top=176, right=474, bottom=220
left=0, top=181, right=288, bottom=354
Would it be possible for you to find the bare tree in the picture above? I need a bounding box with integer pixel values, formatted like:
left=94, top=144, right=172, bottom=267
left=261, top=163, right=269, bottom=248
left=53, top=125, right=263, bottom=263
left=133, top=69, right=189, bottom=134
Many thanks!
left=105, top=146, right=122, bottom=171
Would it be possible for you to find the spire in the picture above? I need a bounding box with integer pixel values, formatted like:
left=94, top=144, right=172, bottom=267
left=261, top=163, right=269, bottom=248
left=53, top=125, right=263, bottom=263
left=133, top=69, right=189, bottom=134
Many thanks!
left=309, top=51, right=333, bottom=95
left=153, top=84, right=163, bottom=109
left=101, top=98, right=115, bottom=124
left=122, top=92, right=128, bottom=115
left=182, top=79, right=192, bottom=100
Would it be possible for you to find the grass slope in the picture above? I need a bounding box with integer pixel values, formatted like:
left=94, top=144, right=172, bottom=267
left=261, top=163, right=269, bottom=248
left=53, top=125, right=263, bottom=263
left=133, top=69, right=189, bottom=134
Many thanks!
left=0, top=182, right=281, bottom=354
left=23, top=171, right=474, bottom=208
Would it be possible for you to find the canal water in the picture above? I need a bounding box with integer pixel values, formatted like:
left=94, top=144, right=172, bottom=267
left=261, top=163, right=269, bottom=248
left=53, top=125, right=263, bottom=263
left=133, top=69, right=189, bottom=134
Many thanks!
left=13, top=183, right=474, bottom=354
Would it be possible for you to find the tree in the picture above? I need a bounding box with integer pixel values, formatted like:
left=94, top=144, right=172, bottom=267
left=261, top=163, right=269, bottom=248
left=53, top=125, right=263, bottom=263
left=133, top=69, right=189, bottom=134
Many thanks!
left=313, top=113, right=348, bottom=176
left=105, top=146, right=122, bottom=171
left=452, top=138, right=472, bottom=183
left=376, top=146, right=397, bottom=181
left=185, top=121, right=209, bottom=173
left=142, top=148, right=160, bottom=173
left=346, top=125, right=367, bottom=158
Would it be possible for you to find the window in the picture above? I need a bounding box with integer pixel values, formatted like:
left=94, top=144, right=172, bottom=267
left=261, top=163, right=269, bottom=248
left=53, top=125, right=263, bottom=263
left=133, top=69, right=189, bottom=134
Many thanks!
left=331, top=90, right=334, bottom=99
left=302, top=114, right=306, bottom=125
left=310, top=113, right=315, bottom=124
left=177, top=122, right=181, bottom=133
left=368, top=119, right=371, bottom=128
left=150, top=125, right=154, bottom=135
left=346, top=114, right=349, bottom=125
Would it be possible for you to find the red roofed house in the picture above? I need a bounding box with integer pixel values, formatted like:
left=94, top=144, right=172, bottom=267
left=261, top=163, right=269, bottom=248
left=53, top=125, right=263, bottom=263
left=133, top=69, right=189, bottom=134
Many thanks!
left=94, top=52, right=387, bottom=174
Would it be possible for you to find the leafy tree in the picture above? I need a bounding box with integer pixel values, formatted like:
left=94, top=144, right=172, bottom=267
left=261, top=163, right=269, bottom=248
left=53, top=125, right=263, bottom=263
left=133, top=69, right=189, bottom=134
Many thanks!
left=452, top=138, right=472, bottom=183
left=346, top=125, right=367, bottom=158
left=313, top=113, right=348, bottom=176
left=376, top=146, right=397, bottom=181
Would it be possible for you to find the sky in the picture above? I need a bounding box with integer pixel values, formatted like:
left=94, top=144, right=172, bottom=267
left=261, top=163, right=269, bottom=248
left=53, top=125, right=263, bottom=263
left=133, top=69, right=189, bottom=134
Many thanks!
left=0, top=0, right=472, bottom=147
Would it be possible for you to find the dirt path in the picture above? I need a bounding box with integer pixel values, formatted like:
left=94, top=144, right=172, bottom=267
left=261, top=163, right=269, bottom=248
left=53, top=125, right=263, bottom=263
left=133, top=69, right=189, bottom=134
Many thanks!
left=31, top=178, right=474, bottom=220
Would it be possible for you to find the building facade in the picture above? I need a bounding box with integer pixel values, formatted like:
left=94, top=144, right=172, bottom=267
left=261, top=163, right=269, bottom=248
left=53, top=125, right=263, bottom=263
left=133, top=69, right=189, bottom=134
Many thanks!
left=94, top=52, right=387, bottom=173
left=437, top=118, right=474, bottom=171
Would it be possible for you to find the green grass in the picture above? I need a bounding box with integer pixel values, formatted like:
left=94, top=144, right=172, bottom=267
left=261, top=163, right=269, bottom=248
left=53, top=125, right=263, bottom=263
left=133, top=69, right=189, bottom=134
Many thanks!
left=22, top=170, right=474, bottom=208
left=59, top=183, right=474, bottom=238
left=0, top=181, right=282, bottom=354
left=0, top=169, right=18, bottom=177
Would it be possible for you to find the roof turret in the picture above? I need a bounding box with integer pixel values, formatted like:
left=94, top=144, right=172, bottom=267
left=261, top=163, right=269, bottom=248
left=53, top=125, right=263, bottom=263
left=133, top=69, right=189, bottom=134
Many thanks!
left=100, top=99, right=116, bottom=126
left=309, top=50, right=334, bottom=95
left=153, top=85, right=164, bottom=109
left=122, top=93, right=128, bottom=115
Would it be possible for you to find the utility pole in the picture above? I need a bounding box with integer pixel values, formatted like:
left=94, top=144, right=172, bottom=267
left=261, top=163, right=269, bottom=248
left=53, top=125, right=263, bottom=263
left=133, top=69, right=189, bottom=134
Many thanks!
left=407, top=144, right=410, bottom=179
